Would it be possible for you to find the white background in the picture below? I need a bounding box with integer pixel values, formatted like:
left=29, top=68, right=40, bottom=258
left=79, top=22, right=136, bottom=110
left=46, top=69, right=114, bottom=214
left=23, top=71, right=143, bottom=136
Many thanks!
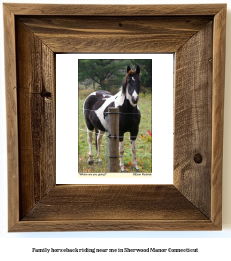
left=1, top=0, right=231, bottom=260
left=56, top=53, right=174, bottom=184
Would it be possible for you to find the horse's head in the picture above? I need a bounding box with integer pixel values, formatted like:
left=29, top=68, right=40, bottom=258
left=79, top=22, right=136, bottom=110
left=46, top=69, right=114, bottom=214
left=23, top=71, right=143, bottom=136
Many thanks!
left=122, top=65, right=141, bottom=107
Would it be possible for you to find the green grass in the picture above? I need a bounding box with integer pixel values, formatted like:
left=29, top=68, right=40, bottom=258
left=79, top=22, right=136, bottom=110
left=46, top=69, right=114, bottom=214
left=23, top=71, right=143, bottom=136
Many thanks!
left=78, top=90, right=152, bottom=173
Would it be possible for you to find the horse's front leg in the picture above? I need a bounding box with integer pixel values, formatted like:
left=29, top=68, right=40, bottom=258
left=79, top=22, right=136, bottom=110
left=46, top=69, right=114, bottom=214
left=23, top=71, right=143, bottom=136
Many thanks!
left=119, top=140, right=126, bottom=172
left=131, top=139, right=139, bottom=171
left=87, top=128, right=94, bottom=165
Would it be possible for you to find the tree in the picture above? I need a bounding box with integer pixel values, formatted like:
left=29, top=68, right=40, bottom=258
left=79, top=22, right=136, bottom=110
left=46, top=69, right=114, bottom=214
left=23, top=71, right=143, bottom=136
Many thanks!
left=78, top=59, right=130, bottom=91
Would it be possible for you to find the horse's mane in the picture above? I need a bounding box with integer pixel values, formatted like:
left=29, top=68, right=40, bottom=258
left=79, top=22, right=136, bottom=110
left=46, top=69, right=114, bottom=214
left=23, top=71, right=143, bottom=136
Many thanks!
left=127, top=69, right=135, bottom=75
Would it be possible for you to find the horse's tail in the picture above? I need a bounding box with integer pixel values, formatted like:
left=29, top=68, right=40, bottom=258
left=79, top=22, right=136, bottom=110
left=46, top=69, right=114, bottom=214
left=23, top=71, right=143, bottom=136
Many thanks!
left=95, top=127, right=98, bottom=151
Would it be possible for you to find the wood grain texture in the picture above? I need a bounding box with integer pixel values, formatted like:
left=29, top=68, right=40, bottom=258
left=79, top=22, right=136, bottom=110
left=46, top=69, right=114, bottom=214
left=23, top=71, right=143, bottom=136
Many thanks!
left=22, top=185, right=207, bottom=221
left=211, top=5, right=226, bottom=228
left=11, top=220, right=218, bottom=232
left=3, top=4, right=20, bottom=231
left=16, top=20, right=56, bottom=219
left=18, top=16, right=213, bottom=53
left=174, top=22, right=213, bottom=218
left=3, top=3, right=225, bottom=16
left=11, top=185, right=219, bottom=231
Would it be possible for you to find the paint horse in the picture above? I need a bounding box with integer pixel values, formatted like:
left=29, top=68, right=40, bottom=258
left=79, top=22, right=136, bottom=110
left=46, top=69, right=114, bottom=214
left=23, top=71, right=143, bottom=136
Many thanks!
left=83, top=65, right=141, bottom=172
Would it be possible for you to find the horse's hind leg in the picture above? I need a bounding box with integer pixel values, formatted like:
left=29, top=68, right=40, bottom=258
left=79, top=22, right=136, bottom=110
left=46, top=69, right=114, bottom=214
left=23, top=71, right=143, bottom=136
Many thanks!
left=97, top=130, right=104, bottom=163
left=87, top=128, right=94, bottom=165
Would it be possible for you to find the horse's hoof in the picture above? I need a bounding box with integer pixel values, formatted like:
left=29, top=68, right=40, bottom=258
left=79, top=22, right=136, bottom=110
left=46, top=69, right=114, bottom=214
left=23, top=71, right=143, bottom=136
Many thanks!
left=135, top=167, right=140, bottom=171
left=87, top=160, right=94, bottom=165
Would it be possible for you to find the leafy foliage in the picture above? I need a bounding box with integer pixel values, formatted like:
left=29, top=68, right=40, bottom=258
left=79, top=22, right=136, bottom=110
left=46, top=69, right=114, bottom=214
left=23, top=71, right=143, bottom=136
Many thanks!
left=78, top=59, right=152, bottom=91
left=78, top=59, right=130, bottom=91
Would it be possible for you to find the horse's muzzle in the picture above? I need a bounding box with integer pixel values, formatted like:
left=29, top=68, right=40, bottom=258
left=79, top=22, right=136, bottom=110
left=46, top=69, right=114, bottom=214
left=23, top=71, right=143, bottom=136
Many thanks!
left=132, top=95, right=139, bottom=104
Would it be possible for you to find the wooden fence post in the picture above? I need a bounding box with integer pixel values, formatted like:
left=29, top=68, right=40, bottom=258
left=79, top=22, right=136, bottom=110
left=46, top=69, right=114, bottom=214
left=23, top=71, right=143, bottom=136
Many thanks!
left=108, top=107, right=119, bottom=172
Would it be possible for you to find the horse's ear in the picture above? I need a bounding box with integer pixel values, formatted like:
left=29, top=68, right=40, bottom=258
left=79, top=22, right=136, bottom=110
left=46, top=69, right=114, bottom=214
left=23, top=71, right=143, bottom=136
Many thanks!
left=127, top=66, right=131, bottom=73
left=136, top=65, right=140, bottom=75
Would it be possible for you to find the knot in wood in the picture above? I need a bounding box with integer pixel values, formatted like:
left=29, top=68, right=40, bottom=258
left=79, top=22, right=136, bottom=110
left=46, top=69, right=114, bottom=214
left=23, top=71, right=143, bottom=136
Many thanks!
left=194, top=153, right=203, bottom=164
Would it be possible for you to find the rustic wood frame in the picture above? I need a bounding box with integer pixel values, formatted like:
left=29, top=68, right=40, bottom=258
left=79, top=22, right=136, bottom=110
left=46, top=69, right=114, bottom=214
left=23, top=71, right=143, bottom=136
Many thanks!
left=4, top=4, right=226, bottom=232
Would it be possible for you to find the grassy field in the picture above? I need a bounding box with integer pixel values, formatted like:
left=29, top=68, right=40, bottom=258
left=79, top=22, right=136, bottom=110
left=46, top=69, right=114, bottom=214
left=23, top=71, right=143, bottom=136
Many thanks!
left=78, top=90, right=152, bottom=173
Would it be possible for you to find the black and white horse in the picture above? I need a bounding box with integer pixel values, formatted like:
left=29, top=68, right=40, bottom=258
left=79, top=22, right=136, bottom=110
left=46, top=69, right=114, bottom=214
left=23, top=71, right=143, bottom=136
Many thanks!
left=83, top=65, right=141, bottom=172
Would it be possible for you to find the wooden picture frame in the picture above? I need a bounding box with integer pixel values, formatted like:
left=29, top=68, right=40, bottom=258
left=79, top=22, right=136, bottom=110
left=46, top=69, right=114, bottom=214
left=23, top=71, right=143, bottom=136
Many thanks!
left=4, top=3, right=226, bottom=231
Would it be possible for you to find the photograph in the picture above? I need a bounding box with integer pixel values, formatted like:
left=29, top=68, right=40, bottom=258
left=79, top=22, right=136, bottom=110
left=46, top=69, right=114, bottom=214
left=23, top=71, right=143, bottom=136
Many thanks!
left=79, top=59, right=152, bottom=173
